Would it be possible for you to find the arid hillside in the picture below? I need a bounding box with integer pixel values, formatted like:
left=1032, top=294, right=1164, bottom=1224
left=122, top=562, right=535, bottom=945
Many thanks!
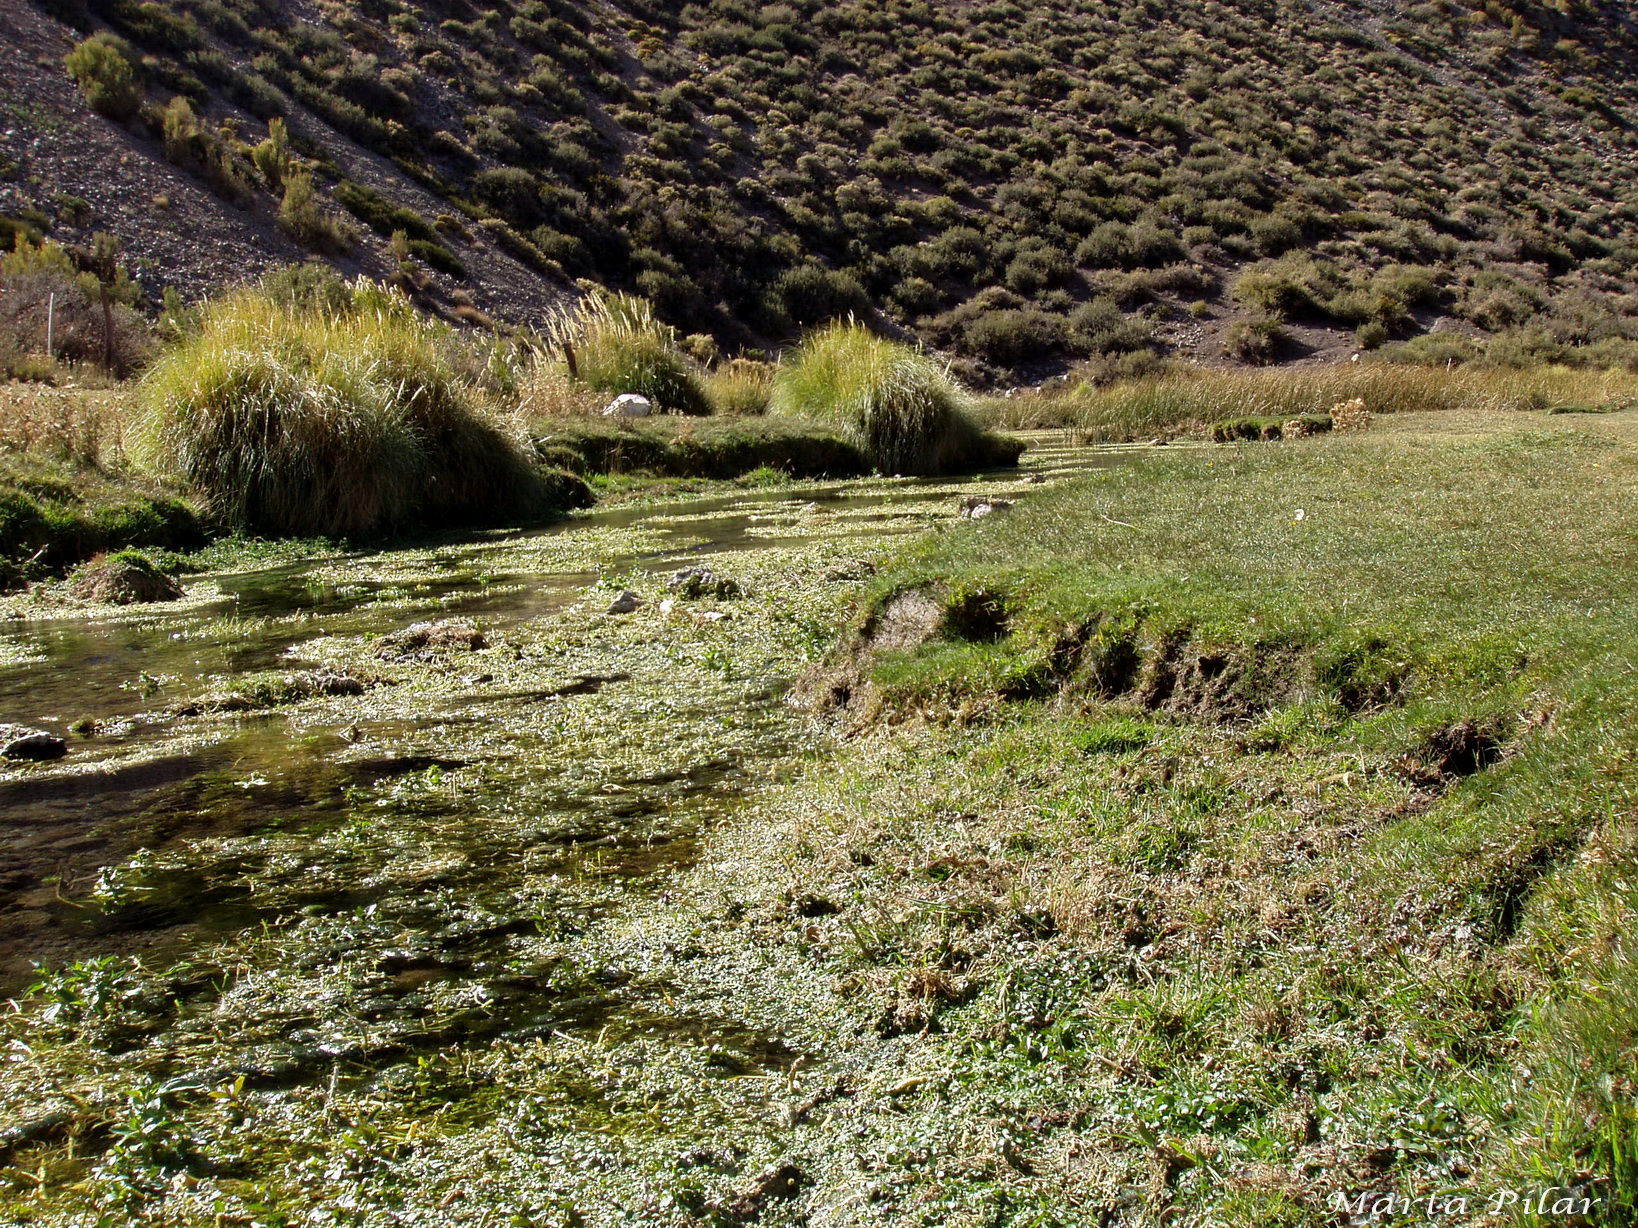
left=2, top=0, right=1636, bottom=376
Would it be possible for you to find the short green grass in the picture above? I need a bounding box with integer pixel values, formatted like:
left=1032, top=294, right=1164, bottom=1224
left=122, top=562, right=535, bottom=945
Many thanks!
left=772, top=407, right=1638, bottom=1221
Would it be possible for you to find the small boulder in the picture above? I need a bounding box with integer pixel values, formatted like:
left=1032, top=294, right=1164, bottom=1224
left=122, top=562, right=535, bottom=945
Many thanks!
left=667, top=567, right=740, bottom=599
left=379, top=619, right=487, bottom=660
left=603, top=393, right=652, bottom=418
left=1, top=724, right=67, bottom=761
left=69, top=554, right=184, bottom=605
left=959, top=496, right=1014, bottom=520
left=606, top=590, right=643, bottom=615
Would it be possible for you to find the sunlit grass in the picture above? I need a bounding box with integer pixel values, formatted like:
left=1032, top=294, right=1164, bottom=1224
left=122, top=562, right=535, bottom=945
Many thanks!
left=979, top=362, right=1638, bottom=439
left=137, top=282, right=555, bottom=537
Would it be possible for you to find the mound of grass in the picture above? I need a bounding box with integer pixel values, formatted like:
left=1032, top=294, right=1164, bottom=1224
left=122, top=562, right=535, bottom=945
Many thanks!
left=543, top=291, right=710, bottom=416
left=1210, top=413, right=1331, bottom=442
left=769, top=322, right=1020, bottom=474
left=136, top=282, right=569, bottom=538
left=705, top=358, right=776, bottom=417
left=0, top=454, right=202, bottom=584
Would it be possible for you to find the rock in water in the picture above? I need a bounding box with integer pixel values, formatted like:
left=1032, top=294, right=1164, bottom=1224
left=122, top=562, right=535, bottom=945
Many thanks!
left=603, top=393, right=652, bottom=418
left=1, top=725, right=67, bottom=761
left=69, top=554, right=184, bottom=604
left=378, top=620, right=487, bottom=660
left=606, top=590, right=643, bottom=614
left=667, top=567, right=741, bottom=598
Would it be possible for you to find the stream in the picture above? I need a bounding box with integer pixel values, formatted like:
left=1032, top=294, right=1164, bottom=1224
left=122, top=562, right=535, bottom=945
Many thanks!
left=0, top=433, right=1168, bottom=1225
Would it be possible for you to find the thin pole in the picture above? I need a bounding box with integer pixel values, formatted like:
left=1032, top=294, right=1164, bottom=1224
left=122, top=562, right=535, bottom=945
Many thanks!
left=46, top=293, right=54, bottom=358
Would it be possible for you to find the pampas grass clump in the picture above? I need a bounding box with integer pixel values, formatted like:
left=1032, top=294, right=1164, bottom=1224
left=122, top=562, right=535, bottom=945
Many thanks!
left=770, top=322, right=1006, bottom=474
left=138, top=281, right=552, bottom=537
left=542, top=290, right=710, bottom=416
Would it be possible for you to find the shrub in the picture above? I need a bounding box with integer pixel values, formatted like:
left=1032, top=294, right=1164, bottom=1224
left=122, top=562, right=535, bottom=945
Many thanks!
left=64, top=35, right=143, bottom=121
left=1356, top=320, right=1389, bottom=351
left=278, top=172, right=351, bottom=253
left=767, top=264, right=869, bottom=330
left=961, top=309, right=1069, bottom=367
left=1221, top=318, right=1288, bottom=364
left=544, top=290, right=710, bottom=415
left=1071, top=297, right=1153, bottom=355
left=249, top=118, right=292, bottom=190
left=0, top=236, right=150, bottom=373
left=335, top=181, right=438, bottom=243
left=136, top=283, right=558, bottom=537
left=1004, top=248, right=1071, bottom=294
left=257, top=262, right=352, bottom=314
left=769, top=322, right=1015, bottom=474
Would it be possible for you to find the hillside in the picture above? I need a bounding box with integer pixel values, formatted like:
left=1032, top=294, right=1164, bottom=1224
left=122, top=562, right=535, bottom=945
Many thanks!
left=2, top=0, right=1637, bottom=378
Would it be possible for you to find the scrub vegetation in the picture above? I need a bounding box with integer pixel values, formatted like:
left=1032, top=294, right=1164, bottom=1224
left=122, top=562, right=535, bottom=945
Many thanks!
left=6, top=0, right=1638, bottom=378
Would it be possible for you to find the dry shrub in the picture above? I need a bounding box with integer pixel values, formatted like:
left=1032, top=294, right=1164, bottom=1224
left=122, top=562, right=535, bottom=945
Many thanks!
left=0, top=386, right=125, bottom=464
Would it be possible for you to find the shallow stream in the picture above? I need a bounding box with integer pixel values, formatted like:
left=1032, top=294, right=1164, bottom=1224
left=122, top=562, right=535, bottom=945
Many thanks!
left=0, top=433, right=1168, bottom=1224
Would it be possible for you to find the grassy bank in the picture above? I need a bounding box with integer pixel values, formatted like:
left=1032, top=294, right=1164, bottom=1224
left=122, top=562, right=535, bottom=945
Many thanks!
left=530, top=414, right=873, bottom=482
left=756, top=406, right=1638, bottom=1221
left=982, top=362, right=1638, bottom=440
left=0, top=384, right=203, bottom=583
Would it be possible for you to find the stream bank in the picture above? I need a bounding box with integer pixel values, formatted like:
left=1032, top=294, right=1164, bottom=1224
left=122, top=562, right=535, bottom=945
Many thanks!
left=0, top=431, right=1158, bottom=1226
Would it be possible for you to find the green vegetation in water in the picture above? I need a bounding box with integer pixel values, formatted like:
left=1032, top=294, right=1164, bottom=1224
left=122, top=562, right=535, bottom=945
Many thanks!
left=0, top=452, right=203, bottom=583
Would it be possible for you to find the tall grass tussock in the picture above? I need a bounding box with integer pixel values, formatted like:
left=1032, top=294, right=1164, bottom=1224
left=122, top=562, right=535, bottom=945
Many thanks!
left=541, top=291, right=710, bottom=416
left=138, top=281, right=565, bottom=537
left=770, top=322, right=1018, bottom=474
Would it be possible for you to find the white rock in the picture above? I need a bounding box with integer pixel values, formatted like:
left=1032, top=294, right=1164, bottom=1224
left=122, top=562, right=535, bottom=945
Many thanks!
left=603, top=393, right=652, bottom=418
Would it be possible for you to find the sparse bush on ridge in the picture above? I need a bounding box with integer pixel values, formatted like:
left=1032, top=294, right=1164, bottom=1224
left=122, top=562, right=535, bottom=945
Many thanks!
left=1221, top=317, right=1288, bottom=364
left=136, top=282, right=569, bottom=537
left=64, top=34, right=143, bottom=121
left=769, top=321, right=1017, bottom=474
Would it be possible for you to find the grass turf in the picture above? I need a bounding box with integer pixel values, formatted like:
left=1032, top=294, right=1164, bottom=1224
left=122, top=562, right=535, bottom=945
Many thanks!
left=747, top=405, right=1638, bottom=1222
